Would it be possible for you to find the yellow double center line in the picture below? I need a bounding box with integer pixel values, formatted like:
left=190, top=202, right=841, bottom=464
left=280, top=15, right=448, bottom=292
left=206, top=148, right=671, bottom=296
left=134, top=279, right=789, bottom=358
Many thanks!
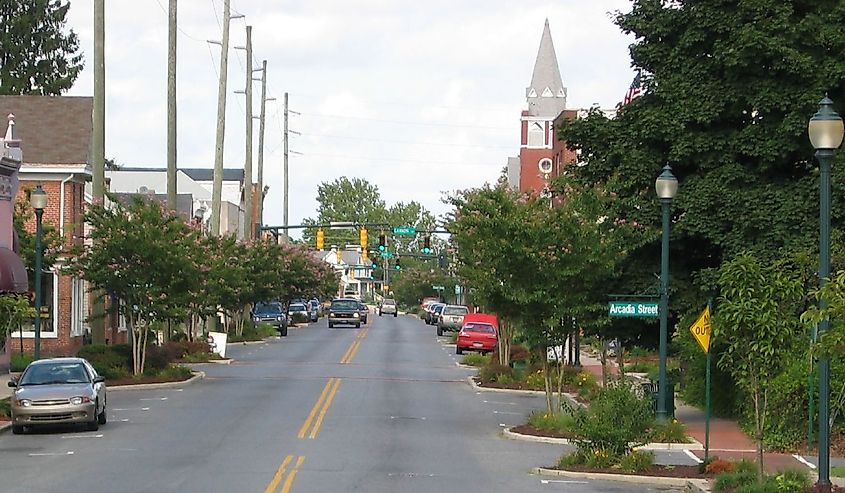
left=340, top=327, right=368, bottom=364
left=297, top=377, right=342, bottom=439
left=264, top=455, right=305, bottom=493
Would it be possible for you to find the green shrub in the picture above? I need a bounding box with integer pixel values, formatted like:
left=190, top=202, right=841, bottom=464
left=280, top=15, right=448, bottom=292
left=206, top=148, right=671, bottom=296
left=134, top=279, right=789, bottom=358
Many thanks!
left=650, top=418, right=691, bottom=443
left=584, top=447, right=618, bottom=469
left=479, top=363, right=513, bottom=384
left=496, top=373, right=514, bottom=385
left=155, top=365, right=193, bottom=380
left=461, top=353, right=490, bottom=367
left=771, top=470, right=810, bottom=493
left=527, top=410, right=574, bottom=434
left=570, top=381, right=654, bottom=456
left=619, top=450, right=655, bottom=473
left=10, top=352, right=34, bottom=372
left=558, top=450, right=587, bottom=468
left=77, top=343, right=132, bottom=377
left=627, top=346, right=651, bottom=358
left=624, top=362, right=656, bottom=374
left=448, top=332, right=458, bottom=344
left=0, top=397, right=10, bottom=418
left=524, top=369, right=546, bottom=389
left=713, top=469, right=756, bottom=492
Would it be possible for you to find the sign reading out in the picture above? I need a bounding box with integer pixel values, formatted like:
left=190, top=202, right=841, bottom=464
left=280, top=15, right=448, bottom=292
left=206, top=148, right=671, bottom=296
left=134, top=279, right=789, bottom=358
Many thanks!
left=608, top=301, right=659, bottom=318
left=689, top=306, right=712, bottom=353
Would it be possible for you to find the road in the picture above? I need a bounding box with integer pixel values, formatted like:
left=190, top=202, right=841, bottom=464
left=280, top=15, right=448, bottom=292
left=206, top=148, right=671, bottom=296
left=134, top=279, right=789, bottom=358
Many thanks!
left=1, top=312, right=674, bottom=493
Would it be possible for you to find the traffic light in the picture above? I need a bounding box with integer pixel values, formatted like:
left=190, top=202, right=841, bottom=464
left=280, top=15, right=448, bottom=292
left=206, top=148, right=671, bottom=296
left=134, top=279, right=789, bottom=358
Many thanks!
left=395, top=258, right=401, bottom=270
left=371, top=257, right=378, bottom=270
left=438, top=254, right=448, bottom=269
left=378, top=232, right=386, bottom=251
left=360, top=228, right=368, bottom=250
left=316, top=228, right=325, bottom=250
left=422, top=235, right=431, bottom=254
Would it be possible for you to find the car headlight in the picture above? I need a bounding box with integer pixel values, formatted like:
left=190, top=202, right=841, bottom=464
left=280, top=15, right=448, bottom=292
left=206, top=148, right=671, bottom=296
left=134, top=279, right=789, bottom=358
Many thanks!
left=353, top=313, right=360, bottom=318
left=329, top=312, right=335, bottom=317
left=276, top=316, right=283, bottom=321
left=15, top=399, right=32, bottom=407
left=253, top=317, right=260, bottom=322
left=70, top=396, right=92, bottom=405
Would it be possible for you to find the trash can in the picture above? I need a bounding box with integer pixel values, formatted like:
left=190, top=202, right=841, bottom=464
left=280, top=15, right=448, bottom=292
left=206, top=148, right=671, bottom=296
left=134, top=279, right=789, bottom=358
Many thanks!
left=641, top=379, right=675, bottom=418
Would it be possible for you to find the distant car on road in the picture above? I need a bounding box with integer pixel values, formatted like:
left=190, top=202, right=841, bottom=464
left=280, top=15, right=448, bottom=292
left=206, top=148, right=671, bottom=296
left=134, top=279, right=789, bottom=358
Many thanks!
left=8, top=357, right=107, bottom=435
left=328, top=298, right=362, bottom=328
left=252, top=301, right=289, bottom=336
left=378, top=298, right=398, bottom=317
left=456, top=313, right=499, bottom=355
left=308, top=299, right=321, bottom=322
left=288, top=303, right=310, bottom=325
left=437, top=304, right=470, bottom=336
left=427, top=303, right=445, bottom=326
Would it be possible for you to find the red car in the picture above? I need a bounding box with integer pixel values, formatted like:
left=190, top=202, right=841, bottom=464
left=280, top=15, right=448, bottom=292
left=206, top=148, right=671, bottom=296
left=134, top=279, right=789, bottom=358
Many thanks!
left=456, top=313, right=499, bottom=355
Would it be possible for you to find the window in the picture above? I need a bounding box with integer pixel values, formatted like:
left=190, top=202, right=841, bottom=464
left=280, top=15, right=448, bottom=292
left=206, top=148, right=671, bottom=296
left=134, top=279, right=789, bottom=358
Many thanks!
left=465, top=323, right=495, bottom=334
left=528, top=122, right=544, bottom=147
left=15, top=270, right=57, bottom=337
left=443, top=306, right=468, bottom=316
left=71, top=277, right=85, bottom=337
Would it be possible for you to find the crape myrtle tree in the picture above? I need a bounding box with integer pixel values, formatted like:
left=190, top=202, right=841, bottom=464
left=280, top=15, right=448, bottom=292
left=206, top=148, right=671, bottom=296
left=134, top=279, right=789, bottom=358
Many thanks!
left=0, top=0, right=83, bottom=95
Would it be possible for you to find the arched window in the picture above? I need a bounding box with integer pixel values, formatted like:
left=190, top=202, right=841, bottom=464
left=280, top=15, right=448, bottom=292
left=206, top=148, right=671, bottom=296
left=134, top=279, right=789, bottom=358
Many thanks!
left=528, top=122, right=544, bottom=147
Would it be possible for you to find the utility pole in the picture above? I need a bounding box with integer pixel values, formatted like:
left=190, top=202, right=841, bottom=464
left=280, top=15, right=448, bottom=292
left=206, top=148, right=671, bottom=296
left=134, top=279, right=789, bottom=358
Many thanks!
left=283, top=92, right=289, bottom=232
left=235, top=26, right=253, bottom=239
left=166, top=0, right=177, bottom=211
left=210, top=0, right=240, bottom=236
left=255, top=60, right=272, bottom=234
left=90, top=0, right=106, bottom=344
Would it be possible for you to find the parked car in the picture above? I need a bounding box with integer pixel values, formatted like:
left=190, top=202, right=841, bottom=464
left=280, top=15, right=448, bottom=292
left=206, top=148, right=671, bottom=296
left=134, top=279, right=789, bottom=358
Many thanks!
left=288, top=302, right=310, bottom=325
left=424, top=302, right=443, bottom=324
left=428, top=303, right=446, bottom=326
left=252, top=301, right=288, bottom=336
left=8, top=357, right=107, bottom=434
left=328, top=298, right=362, bottom=328
left=379, top=298, right=398, bottom=317
left=358, top=302, right=369, bottom=324
left=456, top=313, right=499, bottom=355
left=437, top=304, right=470, bottom=336
left=308, top=299, right=321, bottom=322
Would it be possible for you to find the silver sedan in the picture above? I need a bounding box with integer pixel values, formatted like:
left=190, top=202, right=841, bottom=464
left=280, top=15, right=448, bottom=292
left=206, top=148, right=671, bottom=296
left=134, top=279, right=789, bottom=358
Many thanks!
left=8, top=357, right=107, bottom=434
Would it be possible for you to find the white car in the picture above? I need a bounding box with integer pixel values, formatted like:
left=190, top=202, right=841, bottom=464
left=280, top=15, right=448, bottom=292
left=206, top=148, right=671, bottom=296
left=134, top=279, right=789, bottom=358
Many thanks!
left=379, top=298, right=398, bottom=317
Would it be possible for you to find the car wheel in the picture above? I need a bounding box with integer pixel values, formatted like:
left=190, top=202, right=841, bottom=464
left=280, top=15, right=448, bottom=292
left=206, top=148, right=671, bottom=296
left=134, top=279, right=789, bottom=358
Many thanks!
left=393, top=313, right=397, bottom=318
left=328, top=322, right=333, bottom=329
left=97, top=401, right=107, bottom=425
left=356, top=323, right=361, bottom=328
left=11, top=425, right=24, bottom=435
left=437, top=326, right=443, bottom=336
left=456, top=346, right=463, bottom=355
left=87, top=404, right=100, bottom=431
left=280, top=325, right=288, bottom=337
left=379, top=312, right=382, bottom=317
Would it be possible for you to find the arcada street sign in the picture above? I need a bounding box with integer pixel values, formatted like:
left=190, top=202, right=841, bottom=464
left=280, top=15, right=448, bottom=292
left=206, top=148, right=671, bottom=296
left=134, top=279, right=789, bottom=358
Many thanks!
left=608, top=301, right=658, bottom=318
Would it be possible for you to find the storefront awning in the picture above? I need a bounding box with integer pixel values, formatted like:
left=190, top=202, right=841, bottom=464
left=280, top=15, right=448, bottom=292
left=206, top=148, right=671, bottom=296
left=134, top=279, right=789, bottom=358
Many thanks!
left=0, top=247, right=27, bottom=293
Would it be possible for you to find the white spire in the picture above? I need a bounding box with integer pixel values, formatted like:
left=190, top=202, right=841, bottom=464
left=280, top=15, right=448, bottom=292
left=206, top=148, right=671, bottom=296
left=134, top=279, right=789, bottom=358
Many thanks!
left=526, top=19, right=567, bottom=117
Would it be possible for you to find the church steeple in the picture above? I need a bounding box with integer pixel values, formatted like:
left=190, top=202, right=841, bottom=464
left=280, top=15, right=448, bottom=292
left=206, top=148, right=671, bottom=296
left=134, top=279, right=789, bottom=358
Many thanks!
left=526, top=19, right=566, bottom=117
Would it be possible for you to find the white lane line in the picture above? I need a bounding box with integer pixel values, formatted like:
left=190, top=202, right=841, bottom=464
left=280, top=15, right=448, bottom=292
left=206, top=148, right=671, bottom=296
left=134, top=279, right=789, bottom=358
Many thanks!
left=684, top=449, right=703, bottom=464
left=120, top=419, right=130, bottom=422
left=142, top=407, right=150, bottom=411
left=139, top=397, right=168, bottom=401
left=29, top=451, right=74, bottom=456
left=499, top=423, right=507, bottom=427
left=483, top=400, right=518, bottom=406
left=793, top=454, right=817, bottom=469
left=540, top=479, right=588, bottom=484
left=61, top=434, right=103, bottom=439
left=492, top=410, right=522, bottom=415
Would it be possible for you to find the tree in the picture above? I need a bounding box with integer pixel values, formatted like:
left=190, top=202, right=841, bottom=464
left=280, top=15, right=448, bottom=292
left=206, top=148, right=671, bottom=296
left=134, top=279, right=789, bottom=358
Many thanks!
left=560, top=0, right=845, bottom=341
left=303, top=177, right=387, bottom=248
left=715, top=253, right=804, bottom=480
left=0, top=294, right=34, bottom=352
left=0, top=0, right=83, bottom=95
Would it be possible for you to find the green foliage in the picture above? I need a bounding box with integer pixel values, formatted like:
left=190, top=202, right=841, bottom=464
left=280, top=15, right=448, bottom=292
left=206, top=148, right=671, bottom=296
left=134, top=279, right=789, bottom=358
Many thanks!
left=557, top=450, right=588, bottom=468
left=0, top=0, right=83, bottom=95
left=10, top=352, right=33, bottom=372
left=624, top=362, right=656, bottom=374
left=618, top=450, right=655, bottom=473
left=570, top=381, right=654, bottom=456
left=713, top=468, right=809, bottom=493
left=229, top=323, right=277, bottom=342
left=155, top=365, right=193, bottom=380
left=479, top=363, right=513, bottom=384
left=649, top=418, right=691, bottom=443
left=526, top=410, right=575, bottom=435
left=713, top=469, right=757, bottom=492
left=0, top=397, right=9, bottom=418
left=77, top=344, right=132, bottom=380
left=524, top=369, right=546, bottom=389
left=460, top=353, right=490, bottom=367
left=0, top=294, right=34, bottom=344
left=830, top=465, right=845, bottom=478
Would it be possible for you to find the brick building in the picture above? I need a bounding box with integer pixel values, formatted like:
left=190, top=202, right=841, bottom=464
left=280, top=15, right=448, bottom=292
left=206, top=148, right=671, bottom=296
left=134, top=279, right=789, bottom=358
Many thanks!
left=1, top=96, right=94, bottom=356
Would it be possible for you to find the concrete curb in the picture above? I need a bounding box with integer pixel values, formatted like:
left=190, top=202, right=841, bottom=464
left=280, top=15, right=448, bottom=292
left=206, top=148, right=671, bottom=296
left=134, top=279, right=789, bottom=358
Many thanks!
left=534, top=467, right=710, bottom=490
left=108, top=371, right=205, bottom=392
left=227, top=339, right=268, bottom=346
left=503, top=427, right=702, bottom=450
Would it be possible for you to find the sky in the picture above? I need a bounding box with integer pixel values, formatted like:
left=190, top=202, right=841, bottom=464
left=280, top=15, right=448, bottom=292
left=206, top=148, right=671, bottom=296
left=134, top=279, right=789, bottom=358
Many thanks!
left=64, top=0, right=635, bottom=239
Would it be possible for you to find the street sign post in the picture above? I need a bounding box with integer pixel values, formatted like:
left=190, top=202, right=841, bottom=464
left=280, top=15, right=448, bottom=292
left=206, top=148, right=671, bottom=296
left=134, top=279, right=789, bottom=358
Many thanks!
left=689, top=305, right=713, bottom=462
left=608, top=301, right=658, bottom=318
left=393, top=226, right=416, bottom=236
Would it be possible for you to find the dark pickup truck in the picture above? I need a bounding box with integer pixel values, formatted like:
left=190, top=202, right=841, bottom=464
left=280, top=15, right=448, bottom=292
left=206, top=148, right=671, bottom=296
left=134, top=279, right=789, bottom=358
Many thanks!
left=252, top=302, right=288, bottom=336
left=328, top=298, right=362, bottom=328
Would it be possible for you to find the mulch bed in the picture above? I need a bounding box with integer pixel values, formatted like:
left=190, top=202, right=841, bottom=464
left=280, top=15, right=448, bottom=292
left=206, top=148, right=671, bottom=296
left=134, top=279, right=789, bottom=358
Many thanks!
left=511, top=424, right=577, bottom=440
left=107, top=373, right=194, bottom=386
left=554, top=463, right=711, bottom=479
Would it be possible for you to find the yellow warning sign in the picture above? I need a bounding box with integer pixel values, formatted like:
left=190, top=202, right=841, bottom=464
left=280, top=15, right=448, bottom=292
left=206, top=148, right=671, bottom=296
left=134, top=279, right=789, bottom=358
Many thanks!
left=690, top=306, right=712, bottom=353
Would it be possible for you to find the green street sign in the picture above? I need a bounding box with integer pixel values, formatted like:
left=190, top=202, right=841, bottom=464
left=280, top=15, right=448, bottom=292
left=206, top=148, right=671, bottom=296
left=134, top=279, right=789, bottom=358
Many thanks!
left=608, top=301, right=658, bottom=318
left=381, top=251, right=394, bottom=258
left=432, top=285, right=445, bottom=290
left=393, top=226, right=416, bottom=236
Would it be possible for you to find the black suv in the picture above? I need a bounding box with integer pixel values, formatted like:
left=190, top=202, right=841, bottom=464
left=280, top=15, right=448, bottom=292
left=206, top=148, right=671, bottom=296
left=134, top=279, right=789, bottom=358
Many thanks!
left=328, top=298, right=362, bottom=328
left=252, top=302, right=289, bottom=336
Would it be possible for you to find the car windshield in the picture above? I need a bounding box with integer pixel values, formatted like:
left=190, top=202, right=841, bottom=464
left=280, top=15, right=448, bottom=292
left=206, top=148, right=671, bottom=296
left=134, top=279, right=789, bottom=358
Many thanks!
left=20, top=362, right=90, bottom=385
left=255, top=302, right=283, bottom=314
left=433, top=305, right=445, bottom=313
left=289, top=303, right=306, bottom=311
left=464, top=323, right=495, bottom=334
left=443, top=306, right=468, bottom=315
left=331, top=300, right=358, bottom=310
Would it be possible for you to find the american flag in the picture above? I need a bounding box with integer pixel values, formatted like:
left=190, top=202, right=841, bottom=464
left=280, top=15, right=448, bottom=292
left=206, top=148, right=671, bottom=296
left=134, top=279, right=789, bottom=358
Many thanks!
left=622, top=70, right=643, bottom=106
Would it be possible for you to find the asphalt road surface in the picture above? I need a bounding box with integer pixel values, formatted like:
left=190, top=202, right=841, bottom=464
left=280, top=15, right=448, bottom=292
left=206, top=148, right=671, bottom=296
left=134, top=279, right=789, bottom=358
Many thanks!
left=1, top=311, right=677, bottom=493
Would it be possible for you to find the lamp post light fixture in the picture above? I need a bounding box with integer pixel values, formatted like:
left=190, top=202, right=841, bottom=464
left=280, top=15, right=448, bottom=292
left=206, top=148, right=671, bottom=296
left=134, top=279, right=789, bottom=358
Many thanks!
left=655, top=165, right=678, bottom=423
left=29, top=184, right=48, bottom=361
left=809, top=95, right=844, bottom=491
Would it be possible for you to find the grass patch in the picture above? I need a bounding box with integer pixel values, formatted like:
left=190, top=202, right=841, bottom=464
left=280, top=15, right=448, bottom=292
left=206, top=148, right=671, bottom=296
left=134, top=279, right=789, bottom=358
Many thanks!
left=832, top=465, right=845, bottom=478
left=461, top=353, right=490, bottom=367
left=527, top=410, right=575, bottom=435
left=0, top=397, right=10, bottom=418
left=650, top=418, right=691, bottom=443
left=156, top=365, right=193, bottom=380
left=229, top=323, right=277, bottom=342
left=624, top=362, right=656, bottom=374
left=11, top=352, right=34, bottom=372
left=448, top=332, right=458, bottom=344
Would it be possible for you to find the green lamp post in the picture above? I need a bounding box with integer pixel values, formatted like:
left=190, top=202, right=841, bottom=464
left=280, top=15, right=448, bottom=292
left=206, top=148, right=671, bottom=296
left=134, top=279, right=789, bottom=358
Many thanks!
left=809, top=95, right=844, bottom=491
left=29, top=184, right=48, bottom=361
left=655, top=165, right=678, bottom=423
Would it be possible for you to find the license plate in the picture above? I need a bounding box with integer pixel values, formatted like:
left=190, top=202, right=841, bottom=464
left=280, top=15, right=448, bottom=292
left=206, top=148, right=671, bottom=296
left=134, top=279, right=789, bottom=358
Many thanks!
left=473, top=342, right=483, bottom=348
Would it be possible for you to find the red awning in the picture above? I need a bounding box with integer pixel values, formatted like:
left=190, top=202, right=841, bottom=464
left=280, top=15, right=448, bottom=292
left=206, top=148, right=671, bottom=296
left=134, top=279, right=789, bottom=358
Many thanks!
left=0, top=247, right=27, bottom=294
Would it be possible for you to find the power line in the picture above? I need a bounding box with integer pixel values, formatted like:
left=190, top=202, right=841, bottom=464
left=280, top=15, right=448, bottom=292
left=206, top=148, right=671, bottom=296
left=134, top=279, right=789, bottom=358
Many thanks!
left=285, top=90, right=519, bottom=114
left=297, top=131, right=514, bottom=149
left=297, top=111, right=513, bottom=131
left=293, top=151, right=502, bottom=167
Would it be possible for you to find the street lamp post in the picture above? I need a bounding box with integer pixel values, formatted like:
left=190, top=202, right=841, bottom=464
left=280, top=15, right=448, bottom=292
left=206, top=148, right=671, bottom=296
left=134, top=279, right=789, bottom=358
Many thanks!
left=655, top=165, right=678, bottom=423
left=29, top=184, right=48, bottom=360
left=808, top=95, right=844, bottom=491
